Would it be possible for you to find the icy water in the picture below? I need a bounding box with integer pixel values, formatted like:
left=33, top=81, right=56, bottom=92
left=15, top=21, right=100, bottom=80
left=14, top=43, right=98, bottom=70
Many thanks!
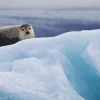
left=0, top=8, right=100, bottom=37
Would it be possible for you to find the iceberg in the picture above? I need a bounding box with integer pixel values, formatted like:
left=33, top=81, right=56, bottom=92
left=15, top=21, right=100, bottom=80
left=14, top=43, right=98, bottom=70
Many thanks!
left=0, top=29, right=100, bottom=100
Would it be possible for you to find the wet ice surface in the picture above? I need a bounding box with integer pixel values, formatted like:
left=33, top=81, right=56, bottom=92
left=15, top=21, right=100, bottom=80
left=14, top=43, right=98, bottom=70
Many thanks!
left=0, top=29, right=100, bottom=99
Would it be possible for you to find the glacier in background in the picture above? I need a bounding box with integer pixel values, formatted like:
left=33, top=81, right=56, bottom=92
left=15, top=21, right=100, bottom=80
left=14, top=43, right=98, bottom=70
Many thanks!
left=0, top=29, right=99, bottom=100
left=0, top=8, right=100, bottom=37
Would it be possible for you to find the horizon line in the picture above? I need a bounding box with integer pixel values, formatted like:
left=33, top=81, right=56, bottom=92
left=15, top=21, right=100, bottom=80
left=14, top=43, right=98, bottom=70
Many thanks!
left=0, top=6, right=100, bottom=10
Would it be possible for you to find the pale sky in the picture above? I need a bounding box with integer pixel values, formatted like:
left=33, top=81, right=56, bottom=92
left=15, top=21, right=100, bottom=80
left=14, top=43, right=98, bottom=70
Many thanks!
left=0, top=0, right=100, bottom=8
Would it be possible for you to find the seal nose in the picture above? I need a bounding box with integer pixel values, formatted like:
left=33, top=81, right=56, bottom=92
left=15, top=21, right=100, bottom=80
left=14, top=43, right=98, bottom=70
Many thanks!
left=26, top=31, right=30, bottom=35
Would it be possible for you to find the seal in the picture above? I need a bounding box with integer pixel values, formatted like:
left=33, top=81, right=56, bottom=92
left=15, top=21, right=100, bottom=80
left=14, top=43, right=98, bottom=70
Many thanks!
left=0, top=24, right=35, bottom=46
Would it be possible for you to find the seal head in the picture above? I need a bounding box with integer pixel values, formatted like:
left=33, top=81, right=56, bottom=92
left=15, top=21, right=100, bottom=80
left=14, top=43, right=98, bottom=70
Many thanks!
left=19, top=24, right=35, bottom=40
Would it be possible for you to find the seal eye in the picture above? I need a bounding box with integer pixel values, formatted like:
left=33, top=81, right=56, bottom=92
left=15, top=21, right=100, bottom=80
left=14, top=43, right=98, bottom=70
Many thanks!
left=22, top=28, right=25, bottom=31
left=28, top=27, right=31, bottom=30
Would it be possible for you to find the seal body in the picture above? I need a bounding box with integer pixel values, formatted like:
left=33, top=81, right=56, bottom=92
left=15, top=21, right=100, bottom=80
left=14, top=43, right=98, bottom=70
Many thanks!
left=0, top=24, right=35, bottom=46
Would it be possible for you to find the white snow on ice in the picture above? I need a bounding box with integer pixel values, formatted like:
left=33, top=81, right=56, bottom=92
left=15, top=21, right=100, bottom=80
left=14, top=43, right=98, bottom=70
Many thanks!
left=0, top=29, right=100, bottom=100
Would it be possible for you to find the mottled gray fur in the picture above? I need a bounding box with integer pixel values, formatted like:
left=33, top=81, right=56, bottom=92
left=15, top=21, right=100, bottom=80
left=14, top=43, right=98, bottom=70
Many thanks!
left=0, top=25, right=20, bottom=39
left=0, top=24, right=35, bottom=46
